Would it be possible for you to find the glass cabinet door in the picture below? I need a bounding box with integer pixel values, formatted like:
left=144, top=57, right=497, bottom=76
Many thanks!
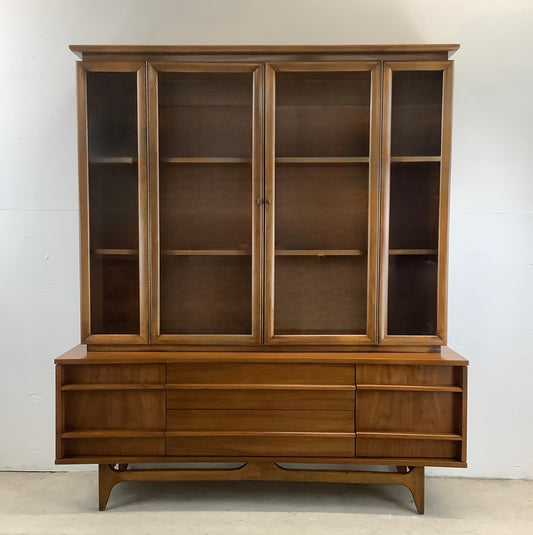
left=79, top=62, right=148, bottom=343
left=264, top=62, right=380, bottom=345
left=380, top=61, right=453, bottom=344
left=149, top=63, right=262, bottom=344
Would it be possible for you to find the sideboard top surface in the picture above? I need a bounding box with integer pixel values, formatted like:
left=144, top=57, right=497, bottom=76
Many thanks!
left=55, top=345, right=468, bottom=366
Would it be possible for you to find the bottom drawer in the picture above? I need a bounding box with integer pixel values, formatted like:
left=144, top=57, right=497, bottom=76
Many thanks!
left=166, top=434, right=354, bottom=457
left=356, top=438, right=461, bottom=459
left=63, top=437, right=165, bottom=457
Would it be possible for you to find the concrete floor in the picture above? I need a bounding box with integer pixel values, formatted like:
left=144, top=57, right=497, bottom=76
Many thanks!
left=1, top=472, right=532, bottom=534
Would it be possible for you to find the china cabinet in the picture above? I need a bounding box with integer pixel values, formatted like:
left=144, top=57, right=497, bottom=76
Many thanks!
left=55, top=45, right=467, bottom=513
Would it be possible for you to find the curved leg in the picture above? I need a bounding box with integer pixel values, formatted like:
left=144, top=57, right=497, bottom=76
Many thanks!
left=98, top=464, right=120, bottom=511
left=404, top=466, right=425, bottom=514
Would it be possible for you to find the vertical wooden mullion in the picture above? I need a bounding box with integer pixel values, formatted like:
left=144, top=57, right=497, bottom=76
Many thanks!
left=263, top=65, right=276, bottom=344
left=148, top=64, right=161, bottom=343
left=252, top=65, right=264, bottom=345
left=379, top=64, right=393, bottom=343
left=438, top=63, right=454, bottom=345
left=77, top=63, right=90, bottom=342
left=367, top=63, right=381, bottom=344
left=137, top=64, right=149, bottom=342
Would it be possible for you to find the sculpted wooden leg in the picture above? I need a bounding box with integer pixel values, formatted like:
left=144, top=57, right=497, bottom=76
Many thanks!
left=98, top=464, right=120, bottom=511
left=405, top=466, right=425, bottom=514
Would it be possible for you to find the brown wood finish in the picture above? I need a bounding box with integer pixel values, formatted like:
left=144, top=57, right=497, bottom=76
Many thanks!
left=379, top=61, right=454, bottom=346
left=78, top=61, right=149, bottom=345
left=166, top=409, right=354, bottom=433
left=59, top=46, right=467, bottom=513
left=148, top=62, right=263, bottom=346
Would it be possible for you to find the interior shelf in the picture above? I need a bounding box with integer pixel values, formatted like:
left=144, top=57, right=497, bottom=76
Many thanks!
left=390, top=156, right=441, bottom=163
left=389, top=249, right=438, bottom=256
left=92, top=249, right=139, bottom=256
left=161, top=249, right=250, bottom=256
left=160, top=157, right=251, bottom=164
left=89, top=156, right=137, bottom=164
left=276, top=249, right=365, bottom=256
left=276, top=157, right=369, bottom=164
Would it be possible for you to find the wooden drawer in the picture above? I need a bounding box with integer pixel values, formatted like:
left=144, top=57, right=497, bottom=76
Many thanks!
left=356, top=437, right=460, bottom=459
left=63, top=437, right=165, bottom=457
left=356, top=364, right=461, bottom=387
left=167, top=388, right=354, bottom=410
left=167, top=363, right=354, bottom=386
left=62, top=364, right=165, bottom=385
left=63, top=390, right=165, bottom=431
left=356, top=390, right=461, bottom=434
left=166, top=434, right=354, bottom=457
left=167, top=409, right=354, bottom=433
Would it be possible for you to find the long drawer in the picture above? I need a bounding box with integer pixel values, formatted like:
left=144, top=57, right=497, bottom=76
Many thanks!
left=166, top=387, right=354, bottom=410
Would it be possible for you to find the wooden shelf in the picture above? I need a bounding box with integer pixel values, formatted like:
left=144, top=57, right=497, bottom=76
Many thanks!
left=61, top=430, right=165, bottom=439
left=161, top=249, right=250, bottom=256
left=356, top=384, right=462, bottom=393
left=356, top=432, right=462, bottom=441
left=89, top=157, right=137, bottom=164
left=390, top=156, right=441, bottom=162
left=160, top=157, right=251, bottom=164
left=389, top=249, right=438, bottom=256
left=276, top=157, right=369, bottom=164
left=92, top=249, right=139, bottom=256
left=62, top=384, right=164, bottom=391
left=276, top=249, right=365, bottom=256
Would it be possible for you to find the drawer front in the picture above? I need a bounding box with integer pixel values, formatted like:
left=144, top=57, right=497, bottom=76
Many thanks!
left=62, top=364, right=165, bottom=385
left=167, top=409, right=354, bottom=433
left=166, top=435, right=354, bottom=457
left=167, top=363, right=354, bottom=386
left=356, top=438, right=460, bottom=459
left=356, top=390, right=460, bottom=434
left=167, top=388, right=354, bottom=410
left=357, top=364, right=460, bottom=386
left=64, top=390, right=165, bottom=431
left=63, top=437, right=165, bottom=457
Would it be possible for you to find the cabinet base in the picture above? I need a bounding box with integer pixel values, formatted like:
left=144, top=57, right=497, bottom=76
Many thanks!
left=98, top=462, right=425, bottom=514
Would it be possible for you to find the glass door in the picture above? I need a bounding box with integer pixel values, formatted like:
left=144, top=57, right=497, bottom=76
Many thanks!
left=149, top=63, right=263, bottom=345
left=264, top=62, right=380, bottom=345
left=380, top=61, right=453, bottom=345
left=79, top=62, right=148, bottom=344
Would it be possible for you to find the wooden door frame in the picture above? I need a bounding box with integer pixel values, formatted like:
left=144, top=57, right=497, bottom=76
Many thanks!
left=264, top=61, right=381, bottom=346
left=148, top=62, right=264, bottom=346
left=78, top=61, right=149, bottom=345
left=379, top=61, right=454, bottom=346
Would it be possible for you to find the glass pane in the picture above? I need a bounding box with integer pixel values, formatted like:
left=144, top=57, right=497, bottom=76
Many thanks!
left=391, top=71, right=443, bottom=156
left=158, top=72, right=252, bottom=158
left=274, top=256, right=367, bottom=335
left=276, top=71, right=371, bottom=157
left=274, top=70, right=371, bottom=335
left=388, top=255, right=438, bottom=335
left=158, top=72, right=254, bottom=335
left=86, top=72, right=140, bottom=334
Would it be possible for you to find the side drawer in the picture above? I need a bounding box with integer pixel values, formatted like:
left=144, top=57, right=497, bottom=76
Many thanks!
left=166, top=434, right=354, bottom=457
left=167, top=363, right=354, bottom=386
left=356, top=437, right=460, bottom=459
left=167, top=409, right=354, bottom=433
left=356, top=364, right=461, bottom=387
left=63, top=437, right=165, bottom=457
left=62, top=364, right=165, bottom=385
left=166, top=388, right=354, bottom=410
left=356, top=390, right=461, bottom=434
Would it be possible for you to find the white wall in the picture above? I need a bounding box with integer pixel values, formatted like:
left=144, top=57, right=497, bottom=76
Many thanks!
left=1, top=0, right=532, bottom=478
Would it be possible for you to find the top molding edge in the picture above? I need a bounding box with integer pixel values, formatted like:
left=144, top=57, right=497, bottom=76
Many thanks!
left=70, top=44, right=460, bottom=59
